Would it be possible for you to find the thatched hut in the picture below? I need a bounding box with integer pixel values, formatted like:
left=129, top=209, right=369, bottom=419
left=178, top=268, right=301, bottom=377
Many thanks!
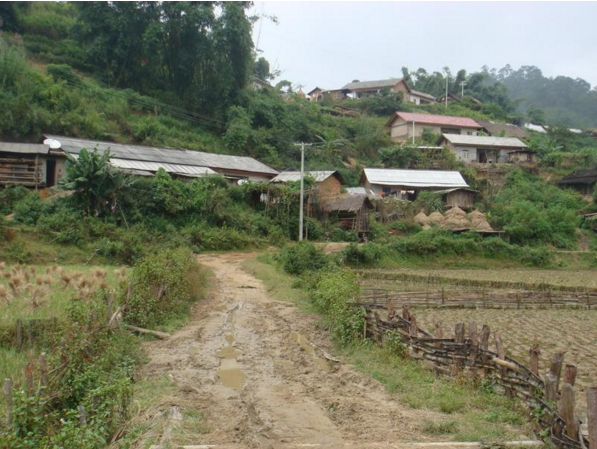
left=320, top=194, right=373, bottom=241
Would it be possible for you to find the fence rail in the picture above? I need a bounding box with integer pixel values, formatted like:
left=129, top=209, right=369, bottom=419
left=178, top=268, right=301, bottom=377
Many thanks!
left=359, top=287, right=597, bottom=310
left=359, top=302, right=597, bottom=449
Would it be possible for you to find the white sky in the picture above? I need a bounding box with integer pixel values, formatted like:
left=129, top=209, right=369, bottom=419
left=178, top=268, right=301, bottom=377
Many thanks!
left=251, top=1, right=597, bottom=91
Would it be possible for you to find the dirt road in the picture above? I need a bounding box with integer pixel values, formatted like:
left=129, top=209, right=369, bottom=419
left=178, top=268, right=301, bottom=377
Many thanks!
left=135, top=253, right=474, bottom=448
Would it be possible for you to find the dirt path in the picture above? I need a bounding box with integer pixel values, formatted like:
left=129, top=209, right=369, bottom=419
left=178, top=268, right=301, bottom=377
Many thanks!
left=135, top=253, right=467, bottom=448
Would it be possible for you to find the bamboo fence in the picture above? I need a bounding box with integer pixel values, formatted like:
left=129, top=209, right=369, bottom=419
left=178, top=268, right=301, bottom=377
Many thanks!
left=359, top=287, right=597, bottom=310
left=360, top=302, right=597, bottom=449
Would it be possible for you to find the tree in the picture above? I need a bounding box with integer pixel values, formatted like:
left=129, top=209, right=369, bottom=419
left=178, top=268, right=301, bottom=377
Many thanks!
left=527, top=106, right=546, bottom=125
left=60, top=148, right=132, bottom=216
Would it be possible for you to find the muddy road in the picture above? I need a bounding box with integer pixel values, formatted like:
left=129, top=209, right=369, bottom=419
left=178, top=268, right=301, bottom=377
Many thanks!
left=136, top=253, right=458, bottom=448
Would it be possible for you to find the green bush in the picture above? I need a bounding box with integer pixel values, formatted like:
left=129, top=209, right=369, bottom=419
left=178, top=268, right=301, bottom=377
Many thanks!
left=343, top=242, right=386, bottom=265
left=309, top=268, right=365, bottom=345
left=123, top=248, right=202, bottom=327
left=276, top=242, right=328, bottom=275
left=13, top=193, right=54, bottom=225
left=0, top=185, right=30, bottom=215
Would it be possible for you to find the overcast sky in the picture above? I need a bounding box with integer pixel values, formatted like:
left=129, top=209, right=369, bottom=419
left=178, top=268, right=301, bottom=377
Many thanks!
left=250, top=2, right=597, bottom=91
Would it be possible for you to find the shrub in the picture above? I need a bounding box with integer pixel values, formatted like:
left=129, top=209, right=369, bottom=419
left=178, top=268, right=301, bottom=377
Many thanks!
left=276, top=242, right=327, bottom=275
left=13, top=193, right=54, bottom=225
left=343, top=242, right=386, bottom=265
left=123, top=248, right=202, bottom=327
left=309, top=268, right=365, bottom=345
left=0, top=185, right=30, bottom=215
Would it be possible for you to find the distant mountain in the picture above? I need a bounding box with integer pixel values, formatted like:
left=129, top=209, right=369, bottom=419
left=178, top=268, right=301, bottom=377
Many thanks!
left=484, top=65, right=597, bottom=129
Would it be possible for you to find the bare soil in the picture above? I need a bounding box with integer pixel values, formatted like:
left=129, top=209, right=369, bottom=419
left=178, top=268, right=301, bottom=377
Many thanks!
left=135, top=253, right=460, bottom=449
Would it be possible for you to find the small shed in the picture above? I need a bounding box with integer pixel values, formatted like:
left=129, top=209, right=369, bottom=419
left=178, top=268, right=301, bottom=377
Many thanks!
left=319, top=194, right=373, bottom=241
left=557, top=167, right=597, bottom=196
left=270, top=170, right=344, bottom=200
left=435, top=188, right=476, bottom=210
left=0, top=142, right=67, bottom=187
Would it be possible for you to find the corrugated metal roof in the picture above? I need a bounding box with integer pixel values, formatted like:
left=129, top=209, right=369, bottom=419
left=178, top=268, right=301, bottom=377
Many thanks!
left=410, top=89, right=436, bottom=101
left=0, top=142, right=50, bottom=155
left=341, top=78, right=403, bottom=91
left=442, top=134, right=527, bottom=148
left=524, top=123, right=547, bottom=133
left=110, top=159, right=217, bottom=177
left=389, top=112, right=482, bottom=128
left=475, top=119, right=529, bottom=139
left=45, top=135, right=278, bottom=175
left=270, top=170, right=337, bottom=183
left=363, top=168, right=469, bottom=188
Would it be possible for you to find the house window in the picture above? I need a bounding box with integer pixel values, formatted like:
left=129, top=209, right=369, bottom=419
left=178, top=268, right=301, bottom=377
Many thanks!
left=462, top=150, right=469, bottom=160
left=467, top=131, right=473, bottom=135
left=441, top=127, right=460, bottom=134
left=382, top=187, right=391, bottom=195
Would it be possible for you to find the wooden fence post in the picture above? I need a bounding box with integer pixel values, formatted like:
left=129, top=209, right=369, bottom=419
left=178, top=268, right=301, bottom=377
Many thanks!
left=480, top=325, right=490, bottom=376
left=529, top=344, right=541, bottom=396
left=559, top=383, right=579, bottom=440
left=587, top=387, right=597, bottom=449
left=550, top=352, right=565, bottom=393
left=494, top=331, right=513, bottom=397
left=452, top=323, right=465, bottom=375
left=563, top=364, right=577, bottom=387
left=545, top=373, right=559, bottom=402
left=386, top=297, right=395, bottom=321
left=4, top=378, right=13, bottom=427
left=402, top=304, right=410, bottom=322
left=468, top=322, right=478, bottom=377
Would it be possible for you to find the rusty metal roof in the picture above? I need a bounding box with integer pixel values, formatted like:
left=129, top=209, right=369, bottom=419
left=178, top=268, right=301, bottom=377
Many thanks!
left=45, top=135, right=278, bottom=176
left=341, top=78, right=403, bottom=90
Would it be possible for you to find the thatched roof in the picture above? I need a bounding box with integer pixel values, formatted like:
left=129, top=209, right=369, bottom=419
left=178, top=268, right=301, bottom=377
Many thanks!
left=319, top=194, right=372, bottom=213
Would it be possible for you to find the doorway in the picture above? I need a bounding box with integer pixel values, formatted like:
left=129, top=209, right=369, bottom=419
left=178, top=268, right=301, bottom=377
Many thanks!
left=46, top=160, right=56, bottom=186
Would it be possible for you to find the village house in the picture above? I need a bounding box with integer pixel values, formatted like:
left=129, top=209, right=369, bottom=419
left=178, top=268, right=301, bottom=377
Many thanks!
left=360, top=168, right=470, bottom=203
left=40, top=135, right=278, bottom=184
left=475, top=119, right=529, bottom=139
left=0, top=142, right=67, bottom=188
left=308, top=78, right=436, bottom=105
left=386, top=112, right=482, bottom=143
left=441, top=134, right=534, bottom=164
left=269, top=170, right=344, bottom=200
left=557, top=167, right=597, bottom=197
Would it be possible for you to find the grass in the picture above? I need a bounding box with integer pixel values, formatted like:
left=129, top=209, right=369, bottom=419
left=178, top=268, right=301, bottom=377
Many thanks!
left=246, top=253, right=534, bottom=443
left=344, top=342, right=531, bottom=442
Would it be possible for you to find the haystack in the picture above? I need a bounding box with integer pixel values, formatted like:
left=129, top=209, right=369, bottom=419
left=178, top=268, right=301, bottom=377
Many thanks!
left=428, top=211, right=446, bottom=226
left=414, top=211, right=429, bottom=225
left=473, top=219, right=494, bottom=232
left=444, top=206, right=467, bottom=218
left=468, top=210, right=485, bottom=220
left=422, top=223, right=431, bottom=231
left=444, top=214, right=471, bottom=231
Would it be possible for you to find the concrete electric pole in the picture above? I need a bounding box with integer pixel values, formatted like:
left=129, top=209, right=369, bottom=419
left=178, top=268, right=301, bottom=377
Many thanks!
left=460, top=81, right=467, bottom=98
left=293, top=142, right=313, bottom=241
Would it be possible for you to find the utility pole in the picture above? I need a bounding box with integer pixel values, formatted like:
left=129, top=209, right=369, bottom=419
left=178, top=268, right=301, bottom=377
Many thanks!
left=445, top=75, right=449, bottom=108
left=293, top=142, right=313, bottom=241
left=460, top=81, right=467, bottom=98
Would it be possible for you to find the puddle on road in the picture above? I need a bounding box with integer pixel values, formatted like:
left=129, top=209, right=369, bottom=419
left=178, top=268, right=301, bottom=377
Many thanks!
left=290, top=332, right=331, bottom=372
left=216, top=334, right=246, bottom=390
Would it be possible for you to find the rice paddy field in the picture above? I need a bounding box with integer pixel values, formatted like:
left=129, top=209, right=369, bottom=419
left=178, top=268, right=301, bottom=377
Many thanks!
left=360, top=268, right=597, bottom=291
left=359, top=267, right=597, bottom=414
left=0, top=263, right=126, bottom=386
